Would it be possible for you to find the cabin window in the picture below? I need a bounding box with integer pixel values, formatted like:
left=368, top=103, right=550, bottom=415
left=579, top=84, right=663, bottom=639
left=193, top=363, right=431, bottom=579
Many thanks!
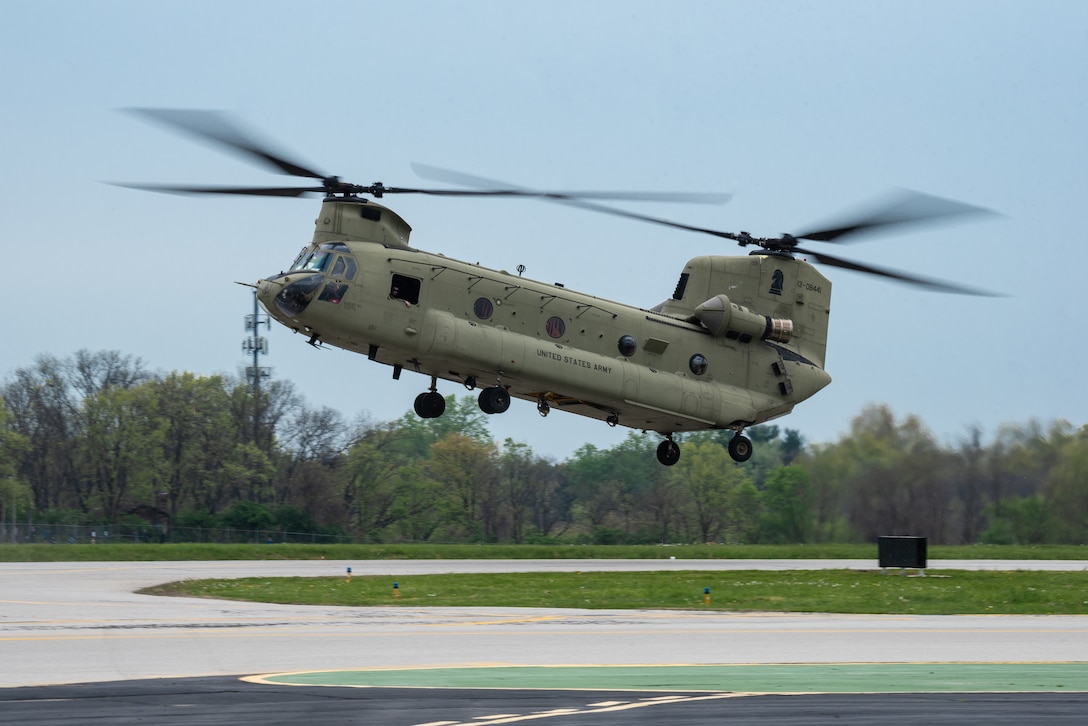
left=545, top=316, right=566, bottom=338
left=689, top=354, right=708, bottom=375
left=474, top=297, right=494, bottom=320
left=390, top=274, right=421, bottom=305
left=617, top=335, right=637, bottom=357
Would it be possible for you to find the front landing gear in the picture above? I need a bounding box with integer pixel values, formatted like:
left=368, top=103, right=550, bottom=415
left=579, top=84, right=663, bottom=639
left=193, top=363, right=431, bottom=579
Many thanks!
left=656, top=437, right=680, bottom=466
left=728, top=433, right=753, bottom=462
left=413, top=391, right=446, bottom=419
left=414, top=377, right=446, bottom=419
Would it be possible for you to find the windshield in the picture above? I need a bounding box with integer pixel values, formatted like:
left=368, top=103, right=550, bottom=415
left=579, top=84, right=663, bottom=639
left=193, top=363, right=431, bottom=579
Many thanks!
left=291, top=243, right=353, bottom=272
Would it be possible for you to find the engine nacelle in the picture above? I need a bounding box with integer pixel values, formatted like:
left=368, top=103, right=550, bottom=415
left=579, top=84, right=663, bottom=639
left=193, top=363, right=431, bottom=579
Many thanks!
left=694, top=294, right=793, bottom=343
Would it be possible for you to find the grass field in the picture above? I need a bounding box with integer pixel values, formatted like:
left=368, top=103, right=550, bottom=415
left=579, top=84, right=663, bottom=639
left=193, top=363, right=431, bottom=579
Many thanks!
left=142, top=569, right=1088, bottom=615
left=2, top=541, right=1087, bottom=562
left=7, top=542, right=1085, bottom=614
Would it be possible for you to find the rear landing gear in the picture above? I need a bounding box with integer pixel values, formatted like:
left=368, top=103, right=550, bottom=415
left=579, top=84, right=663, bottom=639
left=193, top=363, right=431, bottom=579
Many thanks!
left=656, top=438, right=680, bottom=466
left=728, top=433, right=753, bottom=462
left=654, top=432, right=753, bottom=466
left=478, top=385, right=511, bottom=414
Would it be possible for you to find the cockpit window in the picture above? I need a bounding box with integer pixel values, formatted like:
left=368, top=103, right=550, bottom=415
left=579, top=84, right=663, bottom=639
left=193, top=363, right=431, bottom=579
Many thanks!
left=330, top=255, right=357, bottom=280
left=319, top=281, right=348, bottom=304
left=303, top=252, right=331, bottom=272
left=291, top=243, right=352, bottom=272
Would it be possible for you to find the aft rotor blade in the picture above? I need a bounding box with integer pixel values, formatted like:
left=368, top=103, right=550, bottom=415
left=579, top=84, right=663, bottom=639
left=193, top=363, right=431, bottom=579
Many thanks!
left=797, top=247, right=1001, bottom=296
left=795, top=189, right=997, bottom=243
left=411, top=163, right=731, bottom=204
left=125, top=108, right=329, bottom=180
left=549, top=198, right=745, bottom=241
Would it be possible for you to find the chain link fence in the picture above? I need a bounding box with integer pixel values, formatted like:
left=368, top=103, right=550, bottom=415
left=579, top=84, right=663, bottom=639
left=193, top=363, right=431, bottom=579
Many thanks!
left=1, top=522, right=352, bottom=545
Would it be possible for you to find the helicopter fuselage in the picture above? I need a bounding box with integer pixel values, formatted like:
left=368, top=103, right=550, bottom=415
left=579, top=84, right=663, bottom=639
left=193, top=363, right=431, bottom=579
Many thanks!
left=122, top=108, right=994, bottom=466
left=255, top=197, right=833, bottom=442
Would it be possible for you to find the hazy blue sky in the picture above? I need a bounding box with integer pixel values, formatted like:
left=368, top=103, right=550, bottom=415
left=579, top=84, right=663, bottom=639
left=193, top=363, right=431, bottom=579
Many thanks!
left=2, top=1, right=1085, bottom=459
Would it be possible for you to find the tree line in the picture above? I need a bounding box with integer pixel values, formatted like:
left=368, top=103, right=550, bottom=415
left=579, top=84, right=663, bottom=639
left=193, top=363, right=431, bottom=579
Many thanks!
left=2, top=350, right=1086, bottom=545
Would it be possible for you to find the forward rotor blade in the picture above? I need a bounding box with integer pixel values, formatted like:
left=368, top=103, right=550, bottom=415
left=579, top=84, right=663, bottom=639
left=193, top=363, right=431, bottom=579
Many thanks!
left=124, top=108, right=328, bottom=180
left=795, top=189, right=997, bottom=243
left=416, top=167, right=739, bottom=238
left=796, top=247, right=1001, bottom=296
left=111, top=182, right=324, bottom=197
left=411, top=163, right=731, bottom=204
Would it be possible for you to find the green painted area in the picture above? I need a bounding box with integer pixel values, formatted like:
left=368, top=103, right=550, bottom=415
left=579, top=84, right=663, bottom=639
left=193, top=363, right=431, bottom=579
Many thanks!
left=261, top=663, right=1088, bottom=693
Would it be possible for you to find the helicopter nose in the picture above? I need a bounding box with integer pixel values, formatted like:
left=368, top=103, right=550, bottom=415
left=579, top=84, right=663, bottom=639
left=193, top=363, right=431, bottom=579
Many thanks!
left=260, top=272, right=323, bottom=318
left=256, top=278, right=281, bottom=312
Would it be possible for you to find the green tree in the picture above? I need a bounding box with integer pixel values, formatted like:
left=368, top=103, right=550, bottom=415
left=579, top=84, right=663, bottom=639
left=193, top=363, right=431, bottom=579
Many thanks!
left=341, top=422, right=442, bottom=541
left=833, top=405, right=954, bottom=542
left=393, top=394, right=492, bottom=458
left=498, top=440, right=566, bottom=543
left=674, top=439, right=735, bottom=542
left=221, top=499, right=274, bottom=533
left=757, top=465, right=814, bottom=543
left=427, top=433, right=500, bottom=541
left=2, top=351, right=149, bottom=512
left=801, top=443, right=856, bottom=542
left=3, top=355, right=82, bottom=511
left=953, top=424, right=993, bottom=544
left=150, top=373, right=238, bottom=519
left=0, top=396, right=32, bottom=537
left=76, top=384, right=165, bottom=520
left=1046, top=425, right=1088, bottom=542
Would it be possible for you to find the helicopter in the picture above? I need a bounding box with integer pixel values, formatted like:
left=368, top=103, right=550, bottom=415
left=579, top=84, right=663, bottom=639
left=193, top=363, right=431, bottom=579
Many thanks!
left=120, top=109, right=996, bottom=466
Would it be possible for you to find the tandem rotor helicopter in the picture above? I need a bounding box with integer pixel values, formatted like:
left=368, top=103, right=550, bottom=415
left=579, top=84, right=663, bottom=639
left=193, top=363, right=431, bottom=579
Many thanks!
left=120, top=109, right=996, bottom=466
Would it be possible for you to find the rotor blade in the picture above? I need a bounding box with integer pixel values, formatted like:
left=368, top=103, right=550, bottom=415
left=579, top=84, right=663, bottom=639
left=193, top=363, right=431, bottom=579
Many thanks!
left=414, top=164, right=739, bottom=238
left=795, top=189, right=997, bottom=243
left=124, top=108, right=328, bottom=180
left=549, top=198, right=744, bottom=241
left=796, top=246, right=1002, bottom=296
left=411, top=163, right=731, bottom=204
left=110, top=182, right=324, bottom=198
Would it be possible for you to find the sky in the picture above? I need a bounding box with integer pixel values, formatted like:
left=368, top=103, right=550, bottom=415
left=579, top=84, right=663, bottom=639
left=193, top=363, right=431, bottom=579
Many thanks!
left=2, top=1, right=1086, bottom=460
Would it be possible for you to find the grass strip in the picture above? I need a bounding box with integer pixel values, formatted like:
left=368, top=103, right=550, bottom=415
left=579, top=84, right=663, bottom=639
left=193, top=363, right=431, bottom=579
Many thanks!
left=142, top=569, right=1088, bottom=615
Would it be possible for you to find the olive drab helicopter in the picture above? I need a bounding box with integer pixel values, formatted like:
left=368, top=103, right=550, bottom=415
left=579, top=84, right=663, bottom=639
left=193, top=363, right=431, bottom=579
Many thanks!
left=120, top=109, right=996, bottom=466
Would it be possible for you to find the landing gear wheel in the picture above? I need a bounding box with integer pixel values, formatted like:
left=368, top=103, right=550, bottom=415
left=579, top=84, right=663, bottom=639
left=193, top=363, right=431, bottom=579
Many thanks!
left=413, top=391, right=446, bottom=419
left=656, top=439, right=681, bottom=466
left=728, top=433, right=753, bottom=462
left=478, top=386, right=511, bottom=414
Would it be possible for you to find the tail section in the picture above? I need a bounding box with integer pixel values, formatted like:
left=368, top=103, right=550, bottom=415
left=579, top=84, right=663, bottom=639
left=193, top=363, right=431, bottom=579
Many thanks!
left=658, top=252, right=832, bottom=369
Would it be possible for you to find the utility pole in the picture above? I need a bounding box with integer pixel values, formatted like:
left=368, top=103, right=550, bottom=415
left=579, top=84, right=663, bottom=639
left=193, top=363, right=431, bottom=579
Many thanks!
left=243, top=291, right=271, bottom=444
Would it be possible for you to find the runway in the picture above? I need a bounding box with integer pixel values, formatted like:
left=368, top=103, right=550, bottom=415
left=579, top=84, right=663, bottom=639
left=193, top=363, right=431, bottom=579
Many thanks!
left=1, top=559, right=1086, bottom=724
